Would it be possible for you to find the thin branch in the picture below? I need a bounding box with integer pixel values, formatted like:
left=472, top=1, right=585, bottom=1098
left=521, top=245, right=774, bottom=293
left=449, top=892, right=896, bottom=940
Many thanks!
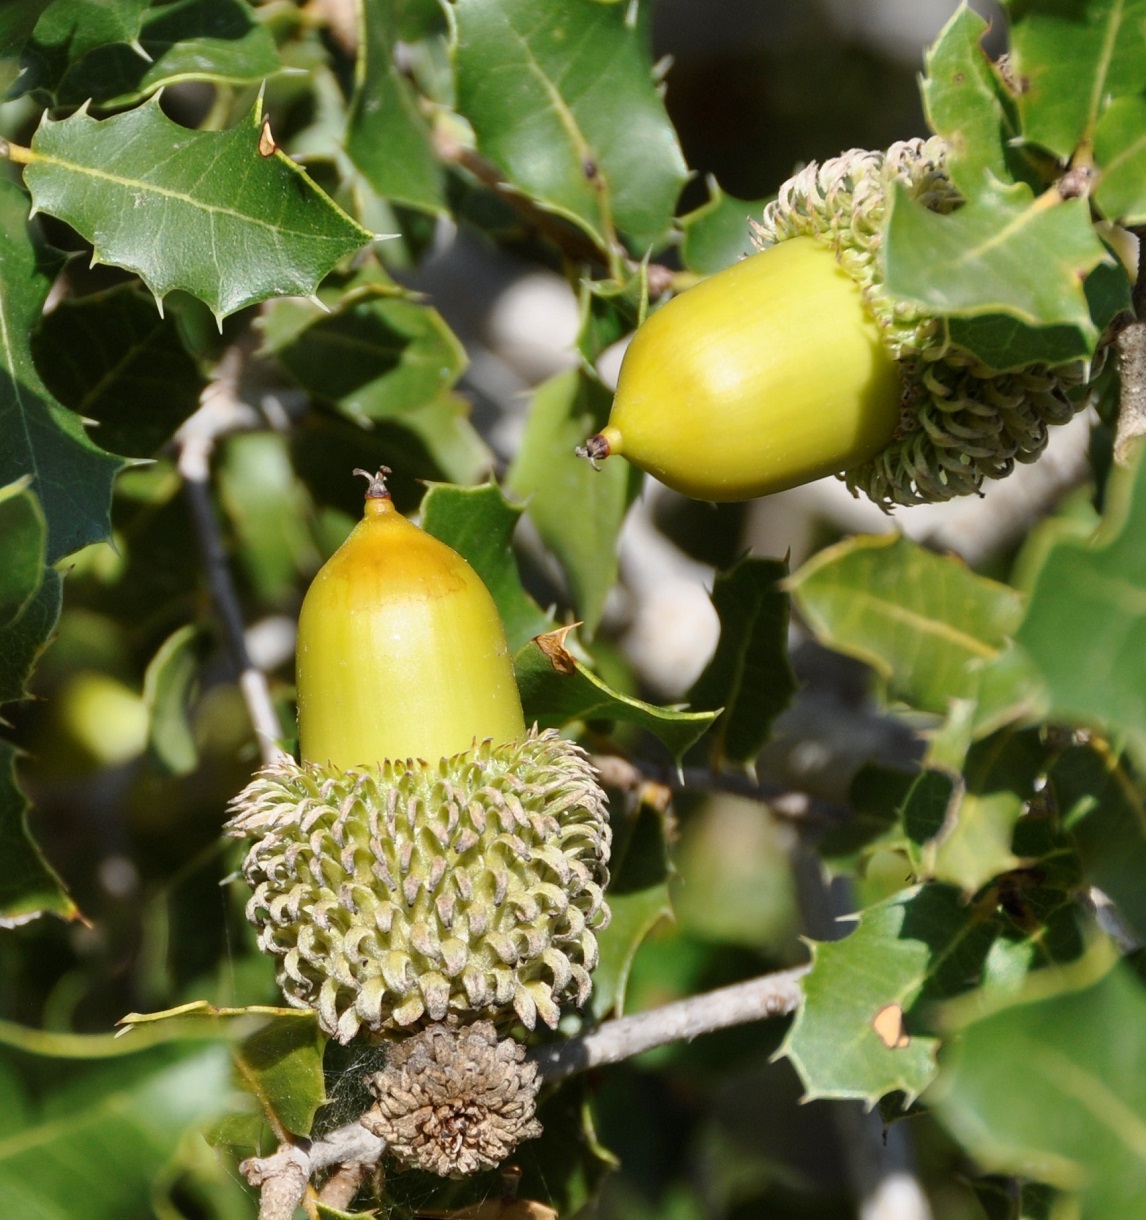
left=1114, top=227, right=1146, bottom=464
left=238, top=965, right=808, bottom=1218
left=175, top=347, right=289, bottom=768
left=530, top=965, right=809, bottom=1081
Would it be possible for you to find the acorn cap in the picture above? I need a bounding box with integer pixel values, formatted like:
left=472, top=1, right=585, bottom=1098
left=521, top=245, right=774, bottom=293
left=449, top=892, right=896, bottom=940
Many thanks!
left=751, top=137, right=1087, bottom=507
left=226, top=729, right=611, bottom=1043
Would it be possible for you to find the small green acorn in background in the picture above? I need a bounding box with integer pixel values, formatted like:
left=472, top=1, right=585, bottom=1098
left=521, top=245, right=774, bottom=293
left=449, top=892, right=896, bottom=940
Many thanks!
left=226, top=469, right=611, bottom=1174
left=581, top=137, right=1089, bottom=508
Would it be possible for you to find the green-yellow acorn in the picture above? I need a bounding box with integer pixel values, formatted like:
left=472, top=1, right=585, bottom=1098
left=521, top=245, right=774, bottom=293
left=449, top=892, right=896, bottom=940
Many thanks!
left=226, top=470, right=610, bottom=1045
left=584, top=237, right=902, bottom=501
left=583, top=138, right=1086, bottom=508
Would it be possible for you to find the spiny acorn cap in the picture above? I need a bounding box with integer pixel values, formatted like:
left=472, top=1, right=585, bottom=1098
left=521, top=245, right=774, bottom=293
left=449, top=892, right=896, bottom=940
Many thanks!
left=751, top=137, right=1086, bottom=507
left=362, top=1019, right=542, bottom=1177
left=226, top=729, right=611, bottom=1043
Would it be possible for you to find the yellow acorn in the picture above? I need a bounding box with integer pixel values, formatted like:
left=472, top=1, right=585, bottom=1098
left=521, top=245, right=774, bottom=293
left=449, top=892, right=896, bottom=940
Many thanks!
left=296, top=468, right=524, bottom=769
left=583, top=237, right=902, bottom=501
left=583, top=138, right=1085, bottom=507
left=227, top=469, right=611, bottom=1047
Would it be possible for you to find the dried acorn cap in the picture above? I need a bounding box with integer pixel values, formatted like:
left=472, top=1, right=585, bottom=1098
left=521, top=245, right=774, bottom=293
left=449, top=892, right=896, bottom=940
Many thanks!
left=362, top=1019, right=542, bottom=1178
left=751, top=138, right=1086, bottom=507
left=226, top=728, right=611, bottom=1043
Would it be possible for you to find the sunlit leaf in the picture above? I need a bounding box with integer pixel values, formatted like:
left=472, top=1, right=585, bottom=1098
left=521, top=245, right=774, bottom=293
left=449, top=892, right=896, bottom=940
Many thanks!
left=1017, top=454, right=1146, bottom=748
left=142, top=624, right=207, bottom=776
left=1009, top=0, right=1146, bottom=160
left=20, top=94, right=372, bottom=322
left=452, top=0, right=687, bottom=254
left=346, top=0, right=446, bottom=212
left=420, top=482, right=554, bottom=652
left=1093, top=94, right=1146, bottom=224
left=513, top=629, right=717, bottom=763
left=781, top=884, right=997, bottom=1107
left=17, top=0, right=149, bottom=97
left=508, top=369, right=641, bottom=636
left=885, top=182, right=1111, bottom=349
left=678, top=179, right=769, bottom=275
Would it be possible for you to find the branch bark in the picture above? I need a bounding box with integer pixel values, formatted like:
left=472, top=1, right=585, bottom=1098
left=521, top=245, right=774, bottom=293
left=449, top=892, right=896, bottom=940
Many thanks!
left=1114, top=227, right=1146, bottom=465
left=239, top=964, right=808, bottom=1218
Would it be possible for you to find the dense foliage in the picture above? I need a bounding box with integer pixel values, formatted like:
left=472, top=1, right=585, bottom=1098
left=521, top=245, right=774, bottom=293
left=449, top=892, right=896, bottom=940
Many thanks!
left=2, top=0, right=1146, bottom=1217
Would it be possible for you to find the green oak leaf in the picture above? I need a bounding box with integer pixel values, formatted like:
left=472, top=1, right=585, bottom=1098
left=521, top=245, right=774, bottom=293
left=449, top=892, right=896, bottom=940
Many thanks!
left=1009, top=0, right=1146, bottom=161
left=576, top=265, right=645, bottom=366
left=1017, top=454, right=1146, bottom=748
left=0, top=738, right=78, bottom=926
left=934, top=960, right=1146, bottom=1220
left=0, top=0, right=53, bottom=59
left=1093, top=94, right=1146, bottom=224
left=0, top=177, right=123, bottom=564
left=231, top=1014, right=326, bottom=1138
left=420, top=481, right=554, bottom=653
left=686, top=555, right=796, bottom=770
left=19, top=94, right=373, bottom=322
left=513, top=628, right=717, bottom=764
left=346, top=0, right=446, bottom=212
left=0, top=1045, right=233, bottom=1216
left=788, top=533, right=1028, bottom=722
left=0, top=566, right=62, bottom=708
left=921, top=5, right=1019, bottom=192
left=19, top=0, right=280, bottom=107
left=781, top=884, right=998, bottom=1107
left=142, top=624, right=208, bottom=777
left=452, top=0, right=688, bottom=255
left=17, top=0, right=149, bottom=97
left=32, top=284, right=206, bottom=459
left=508, top=369, right=641, bottom=636
left=0, top=480, right=45, bottom=629
left=679, top=178, right=770, bottom=275
left=885, top=182, right=1111, bottom=346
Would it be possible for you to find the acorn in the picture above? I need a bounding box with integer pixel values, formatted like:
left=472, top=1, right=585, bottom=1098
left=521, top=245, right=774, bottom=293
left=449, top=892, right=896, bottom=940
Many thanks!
left=581, top=138, right=1086, bottom=507
left=226, top=470, right=611, bottom=1045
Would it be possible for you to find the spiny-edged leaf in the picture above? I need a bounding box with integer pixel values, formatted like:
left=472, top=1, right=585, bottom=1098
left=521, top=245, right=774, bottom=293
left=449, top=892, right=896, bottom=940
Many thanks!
left=884, top=182, right=1111, bottom=348
left=0, top=1045, right=232, bottom=1218
left=0, top=565, right=62, bottom=708
left=1051, top=743, right=1146, bottom=943
left=591, top=802, right=673, bottom=1019
left=16, top=0, right=149, bottom=97
left=1009, top=0, right=1146, bottom=161
left=787, top=533, right=1026, bottom=718
left=346, top=0, right=446, bottom=212
left=20, top=94, right=372, bottom=322
left=264, top=279, right=468, bottom=423
left=508, top=369, right=640, bottom=635
left=420, top=482, right=553, bottom=652
left=576, top=265, right=645, bottom=366
left=32, top=283, right=206, bottom=459
left=678, top=179, right=769, bottom=275
left=1017, top=454, right=1146, bottom=747
left=232, top=1012, right=326, bottom=1139
left=42, top=0, right=281, bottom=108
left=513, top=629, right=717, bottom=764
left=921, top=5, right=1018, bottom=192
left=143, top=623, right=209, bottom=777
left=944, top=255, right=1131, bottom=370
left=780, top=884, right=998, bottom=1106
left=686, top=556, right=795, bottom=769
left=452, top=0, right=688, bottom=255
left=1094, top=94, right=1146, bottom=224
left=818, top=762, right=916, bottom=873
left=0, top=739, right=78, bottom=926
left=0, top=177, right=123, bottom=563
left=934, top=960, right=1146, bottom=1219
left=0, top=480, right=45, bottom=629
left=219, top=431, right=320, bottom=605
left=915, top=728, right=1048, bottom=895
